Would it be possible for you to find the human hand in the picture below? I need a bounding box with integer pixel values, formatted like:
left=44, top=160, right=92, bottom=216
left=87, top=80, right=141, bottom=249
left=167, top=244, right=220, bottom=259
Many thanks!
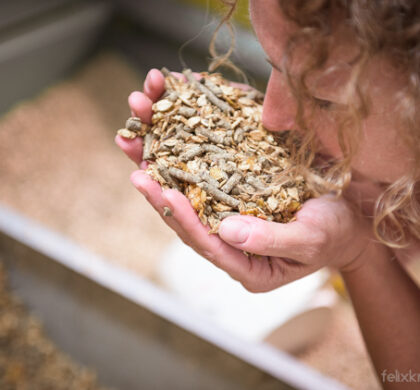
left=116, top=69, right=370, bottom=292
left=134, top=171, right=371, bottom=292
left=115, top=68, right=262, bottom=287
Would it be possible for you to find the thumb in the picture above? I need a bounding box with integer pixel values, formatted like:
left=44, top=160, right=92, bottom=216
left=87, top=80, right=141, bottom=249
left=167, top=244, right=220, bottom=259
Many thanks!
left=218, top=215, right=323, bottom=260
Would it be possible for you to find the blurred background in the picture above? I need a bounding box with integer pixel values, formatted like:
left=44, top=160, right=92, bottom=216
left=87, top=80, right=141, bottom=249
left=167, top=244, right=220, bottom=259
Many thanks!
left=0, top=1, right=386, bottom=389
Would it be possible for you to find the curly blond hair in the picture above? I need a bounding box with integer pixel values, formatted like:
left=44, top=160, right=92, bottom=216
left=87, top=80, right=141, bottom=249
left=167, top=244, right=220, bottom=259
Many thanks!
left=212, top=0, right=420, bottom=248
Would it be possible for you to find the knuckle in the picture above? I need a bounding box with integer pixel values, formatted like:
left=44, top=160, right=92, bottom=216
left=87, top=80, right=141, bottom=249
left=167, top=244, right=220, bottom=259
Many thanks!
left=268, top=232, right=282, bottom=252
left=201, top=240, right=223, bottom=265
left=177, top=234, right=192, bottom=248
left=201, top=242, right=225, bottom=265
left=201, top=249, right=217, bottom=264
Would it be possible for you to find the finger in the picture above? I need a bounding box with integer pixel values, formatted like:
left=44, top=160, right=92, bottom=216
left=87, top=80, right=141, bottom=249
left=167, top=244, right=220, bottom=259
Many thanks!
left=131, top=173, right=245, bottom=277
left=130, top=171, right=230, bottom=251
left=143, top=69, right=200, bottom=102
left=130, top=170, right=173, bottom=216
left=168, top=72, right=186, bottom=82
left=115, top=135, right=143, bottom=166
left=131, top=175, right=294, bottom=291
left=142, top=70, right=203, bottom=104
left=130, top=170, right=188, bottom=233
left=128, top=92, right=153, bottom=124
left=143, top=69, right=165, bottom=102
left=229, top=81, right=253, bottom=91
left=218, top=215, right=326, bottom=260
left=162, top=189, right=258, bottom=282
left=162, top=190, right=305, bottom=292
left=254, top=256, right=321, bottom=292
left=170, top=71, right=202, bottom=82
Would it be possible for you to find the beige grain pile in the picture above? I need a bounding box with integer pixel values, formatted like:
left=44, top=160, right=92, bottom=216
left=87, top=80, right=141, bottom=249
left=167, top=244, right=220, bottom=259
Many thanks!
left=0, top=265, right=106, bottom=390
left=298, top=302, right=381, bottom=390
left=119, top=69, right=312, bottom=233
left=0, top=52, right=176, bottom=279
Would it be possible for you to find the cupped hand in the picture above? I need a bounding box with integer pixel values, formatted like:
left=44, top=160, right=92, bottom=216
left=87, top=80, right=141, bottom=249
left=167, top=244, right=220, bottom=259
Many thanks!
left=116, top=69, right=370, bottom=292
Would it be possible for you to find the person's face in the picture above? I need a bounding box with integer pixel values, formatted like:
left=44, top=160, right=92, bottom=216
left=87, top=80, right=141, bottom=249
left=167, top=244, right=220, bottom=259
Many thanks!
left=250, top=0, right=414, bottom=184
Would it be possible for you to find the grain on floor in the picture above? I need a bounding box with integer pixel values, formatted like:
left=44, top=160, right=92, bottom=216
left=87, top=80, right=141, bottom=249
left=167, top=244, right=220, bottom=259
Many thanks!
left=0, top=52, right=176, bottom=279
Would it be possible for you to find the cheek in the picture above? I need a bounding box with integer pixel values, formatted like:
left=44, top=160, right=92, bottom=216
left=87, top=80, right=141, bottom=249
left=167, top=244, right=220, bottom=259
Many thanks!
left=352, top=116, right=413, bottom=183
left=311, top=111, right=342, bottom=157
left=313, top=111, right=413, bottom=183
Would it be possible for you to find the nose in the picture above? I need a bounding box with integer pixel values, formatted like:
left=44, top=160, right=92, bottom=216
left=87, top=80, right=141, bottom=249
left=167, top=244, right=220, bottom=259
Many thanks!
left=262, top=70, right=296, bottom=131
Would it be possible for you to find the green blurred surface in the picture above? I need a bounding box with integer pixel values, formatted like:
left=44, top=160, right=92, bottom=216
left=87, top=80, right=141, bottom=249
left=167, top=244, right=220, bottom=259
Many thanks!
left=179, top=0, right=251, bottom=28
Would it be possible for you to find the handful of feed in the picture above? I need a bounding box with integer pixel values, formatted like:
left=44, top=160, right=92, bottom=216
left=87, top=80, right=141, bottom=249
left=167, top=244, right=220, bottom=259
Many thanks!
left=117, top=68, right=313, bottom=233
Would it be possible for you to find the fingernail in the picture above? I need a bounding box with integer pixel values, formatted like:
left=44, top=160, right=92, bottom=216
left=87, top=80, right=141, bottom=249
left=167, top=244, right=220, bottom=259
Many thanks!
left=145, top=72, right=152, bottom=84
left=219, top=220, right=250, bottom=244
left=144, top=73, right=152, bottom=93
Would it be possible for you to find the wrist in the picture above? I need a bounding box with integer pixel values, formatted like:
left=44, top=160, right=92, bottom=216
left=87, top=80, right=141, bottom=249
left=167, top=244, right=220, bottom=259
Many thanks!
left=335, top=216, right=375, bottom=273
left=339, top=238, right=390, bottom=275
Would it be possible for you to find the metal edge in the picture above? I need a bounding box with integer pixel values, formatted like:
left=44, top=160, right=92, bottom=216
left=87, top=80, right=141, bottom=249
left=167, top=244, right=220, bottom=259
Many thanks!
left=0, top=204, right=348, bottom=390
left=0, top=1, right=112, bottom=61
